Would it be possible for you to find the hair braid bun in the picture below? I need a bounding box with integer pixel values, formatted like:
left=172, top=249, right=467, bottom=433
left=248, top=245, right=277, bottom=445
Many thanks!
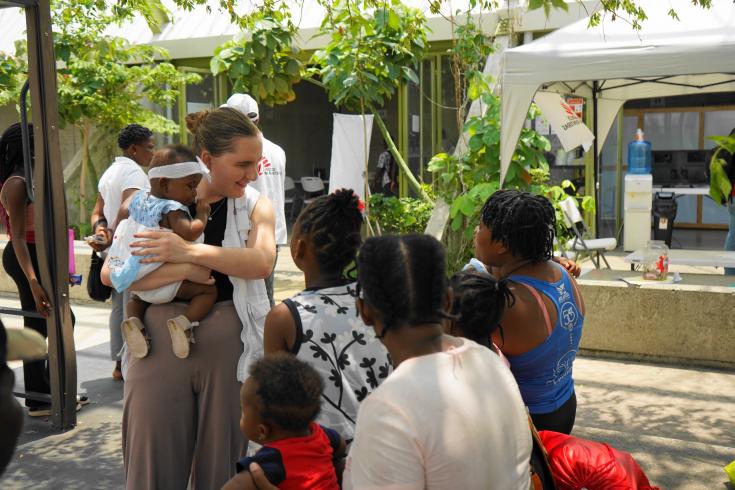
left=185, top=110, right=211, bottom=135
left=295, top=188, right=363, bottom=276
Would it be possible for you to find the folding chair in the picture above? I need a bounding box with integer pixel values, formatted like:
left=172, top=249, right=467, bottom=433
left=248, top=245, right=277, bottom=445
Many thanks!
left=284, top=176, right=297, bottom=221
left=300, top=176, right=325, bottom=206
left=558, top=196, right=616, bottom=269
left=290, top=176, right=326, bottom=219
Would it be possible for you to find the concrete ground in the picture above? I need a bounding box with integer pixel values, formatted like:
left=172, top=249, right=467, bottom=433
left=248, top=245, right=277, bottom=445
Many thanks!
left=1, top=247, right=734, bottom=489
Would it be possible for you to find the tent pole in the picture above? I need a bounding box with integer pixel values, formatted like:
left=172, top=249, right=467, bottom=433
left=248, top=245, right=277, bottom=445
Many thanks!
left=592, top=81, right=600, bottom=237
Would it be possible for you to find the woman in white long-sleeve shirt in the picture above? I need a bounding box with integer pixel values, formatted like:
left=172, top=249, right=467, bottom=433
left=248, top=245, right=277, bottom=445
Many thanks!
left=346, top=234, right=532, bottom=490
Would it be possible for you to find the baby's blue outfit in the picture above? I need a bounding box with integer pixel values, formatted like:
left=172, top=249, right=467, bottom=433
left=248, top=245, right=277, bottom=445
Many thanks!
left=463, top=257, right=489, bottom=274
left=109, top=191, right=190, bottom=292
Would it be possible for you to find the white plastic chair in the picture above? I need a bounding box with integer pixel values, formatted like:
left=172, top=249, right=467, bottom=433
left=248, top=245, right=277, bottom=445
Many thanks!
left=300, top=176, right=325, bottom=205
left=559, top=196, right=617, bottom=269
left=284, top=176, right=297, bottom=220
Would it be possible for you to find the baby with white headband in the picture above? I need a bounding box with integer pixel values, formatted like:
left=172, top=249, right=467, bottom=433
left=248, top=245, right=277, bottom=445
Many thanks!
left=107, top=144, right=216, bottom=360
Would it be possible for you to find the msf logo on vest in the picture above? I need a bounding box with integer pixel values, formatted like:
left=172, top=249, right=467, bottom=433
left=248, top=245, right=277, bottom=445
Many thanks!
left=257, top=157, right=271, bottom=176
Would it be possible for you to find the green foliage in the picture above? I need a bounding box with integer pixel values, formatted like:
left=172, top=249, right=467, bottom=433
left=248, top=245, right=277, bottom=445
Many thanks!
left=528, top=167, right=595, bottom=246
left=443, top=18, right=494, bottom=137
left=526, top=0, right=712, bottom=30
left=311, top=0, right=427, bottom=111
left=211, top=13, right=301, bottom=106
left=528, top=0, right=568, bottom=19
left=707, top=135, right=735, bottom=156
left=368, top=193, right=434, bottom=234
left=428, top=82, right=550, bottom=237
left=0, top=41, right=27, bottom=107
left=0, top=1, right=200, bottom=135
left=706, top=134, right=735, bottom=205
left=311, top=0, right=430, bottom=201
left=0, top=0, right=201, bottom=227
left=206, top=0, right=430, bottom=201
left=51, top=0, right=201, bottom=134
left=427, top=74, right=553, bottom=269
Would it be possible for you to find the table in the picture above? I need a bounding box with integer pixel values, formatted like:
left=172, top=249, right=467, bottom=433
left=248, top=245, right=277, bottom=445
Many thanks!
left=652, top=186, right=709, bottom=196
left=624, top=249, right=735, bottom=269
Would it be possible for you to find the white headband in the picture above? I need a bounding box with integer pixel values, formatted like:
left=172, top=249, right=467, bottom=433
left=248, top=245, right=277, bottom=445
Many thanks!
left=147, top=157, right=211, bottom=182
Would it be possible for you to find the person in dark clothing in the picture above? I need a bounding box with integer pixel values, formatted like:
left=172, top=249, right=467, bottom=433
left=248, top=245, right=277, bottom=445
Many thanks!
left=372, top=139, right=398, bottom=196
left=0, top=123, right=78, bottom=417
left=723, top=128, right=735, bottom=275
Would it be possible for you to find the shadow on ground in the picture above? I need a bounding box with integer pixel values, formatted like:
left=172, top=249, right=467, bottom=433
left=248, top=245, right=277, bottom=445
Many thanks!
left=574, top=357, right=735, bottom=490
left=2, top=420, right=124, bottom=489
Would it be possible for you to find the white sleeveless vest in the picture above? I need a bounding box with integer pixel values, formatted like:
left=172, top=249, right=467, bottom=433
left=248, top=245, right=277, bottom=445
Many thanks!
left=223, top=187, right=273, bottom=381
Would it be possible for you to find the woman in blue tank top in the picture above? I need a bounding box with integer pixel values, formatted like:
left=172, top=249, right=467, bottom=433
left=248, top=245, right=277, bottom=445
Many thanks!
left=474, top=190, right=585, bottom=434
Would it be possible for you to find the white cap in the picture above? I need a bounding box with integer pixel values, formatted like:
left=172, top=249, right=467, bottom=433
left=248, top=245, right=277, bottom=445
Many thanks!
left=222, top=93, right=259, bottom=123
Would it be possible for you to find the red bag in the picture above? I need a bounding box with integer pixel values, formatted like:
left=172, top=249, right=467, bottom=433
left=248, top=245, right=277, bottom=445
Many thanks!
left=539, top=431, right=660, bottom=490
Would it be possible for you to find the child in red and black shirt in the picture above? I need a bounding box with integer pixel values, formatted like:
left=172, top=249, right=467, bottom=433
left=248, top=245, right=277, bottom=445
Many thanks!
left=223, top=353, right=346, bottom=490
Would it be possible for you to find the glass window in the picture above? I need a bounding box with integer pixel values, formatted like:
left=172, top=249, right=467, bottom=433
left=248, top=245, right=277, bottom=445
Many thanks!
left=186, top=73, right=215, bottom=114
left=643, top=112, right=699, bottom=150
left=703, top=110, right=735, bottom=149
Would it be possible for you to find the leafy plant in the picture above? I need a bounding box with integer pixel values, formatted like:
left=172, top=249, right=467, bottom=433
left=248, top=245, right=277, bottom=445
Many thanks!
left=0, top=0, right=201, bottom=225
left=527, top=0, right=712, bottom=30
left=211, top=12, right=301, bottom=106
left=706, top=134, right=735, bottom=205
left=0, top=41, right=26, bottom=107
left=311, top=0, right=430, bottom=201
left=528, top=167, right=595, bottom=246
left=444, top=14, right=495, bottom=139
left=368, top=193, right=434, bottom=234
left=428, top=80, right=552, bottom=270
left=312, top=2, right=426, bottom=111
left=209, top=0, right=431, bottom=203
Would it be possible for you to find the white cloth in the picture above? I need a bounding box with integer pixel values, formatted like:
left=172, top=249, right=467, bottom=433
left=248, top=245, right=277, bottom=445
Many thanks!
left=533, top=92, right=594, bottom=153
left=98, top=156, right=149, bottom=230
left=147, top=157, right=210, bottom=182
left=344, top=338, right=532, bottom=490
left=222, top=187, right=272, bottom=382
left=329, top=114, right=373, bottom=202
left=248, top=137, right=287, bottom=245
left=134, top=281, right=182, bottom=304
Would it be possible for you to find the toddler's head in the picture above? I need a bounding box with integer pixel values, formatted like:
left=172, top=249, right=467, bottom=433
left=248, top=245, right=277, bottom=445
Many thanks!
left=148, top=144, right=206, bottom=205
left=445, top=270, right=514, bottom=346
left=241, top=353, right=324, bottom=444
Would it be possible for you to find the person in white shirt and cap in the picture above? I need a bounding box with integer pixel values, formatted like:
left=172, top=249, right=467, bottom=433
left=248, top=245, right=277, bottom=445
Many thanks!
left=89, top=124, right=155, bottom=380
left=223, top=94, right=286, bottom=307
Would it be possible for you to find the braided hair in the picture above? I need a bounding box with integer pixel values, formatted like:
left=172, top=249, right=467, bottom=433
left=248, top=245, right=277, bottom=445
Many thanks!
left=480, top=189, right=556, bottom=262
left=296, top=188, right=363, bottom=277
left=0, top=123, right=32, bottom=185
left=117, top=124, right=153, bottom=150
left=448, top=271, right=514, bottom=346
left=248, top=353, right=324, bottom=432
left=357, top=234, right=452, bottom=337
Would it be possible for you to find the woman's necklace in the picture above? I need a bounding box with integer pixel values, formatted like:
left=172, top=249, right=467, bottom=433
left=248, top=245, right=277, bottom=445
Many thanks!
left=500, top=259, right=533, bottom=278
left=208, top=199, right=226, bottom=221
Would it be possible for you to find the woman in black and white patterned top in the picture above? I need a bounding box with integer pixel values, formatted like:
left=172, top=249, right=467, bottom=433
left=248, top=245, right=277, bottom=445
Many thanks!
left=264, top=189, right=390, bottom=444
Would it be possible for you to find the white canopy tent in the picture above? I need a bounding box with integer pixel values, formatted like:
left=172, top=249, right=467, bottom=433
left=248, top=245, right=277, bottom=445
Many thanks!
left=500, top=0, right=735, bottom=228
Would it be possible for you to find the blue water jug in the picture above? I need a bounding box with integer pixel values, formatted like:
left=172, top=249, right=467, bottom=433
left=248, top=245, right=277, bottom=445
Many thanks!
left=627, top=128, right=652, bottom=174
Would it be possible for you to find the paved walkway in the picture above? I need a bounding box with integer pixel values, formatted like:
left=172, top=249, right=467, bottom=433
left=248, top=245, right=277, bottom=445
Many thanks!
left=1, top=247, right=734, bottom=489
